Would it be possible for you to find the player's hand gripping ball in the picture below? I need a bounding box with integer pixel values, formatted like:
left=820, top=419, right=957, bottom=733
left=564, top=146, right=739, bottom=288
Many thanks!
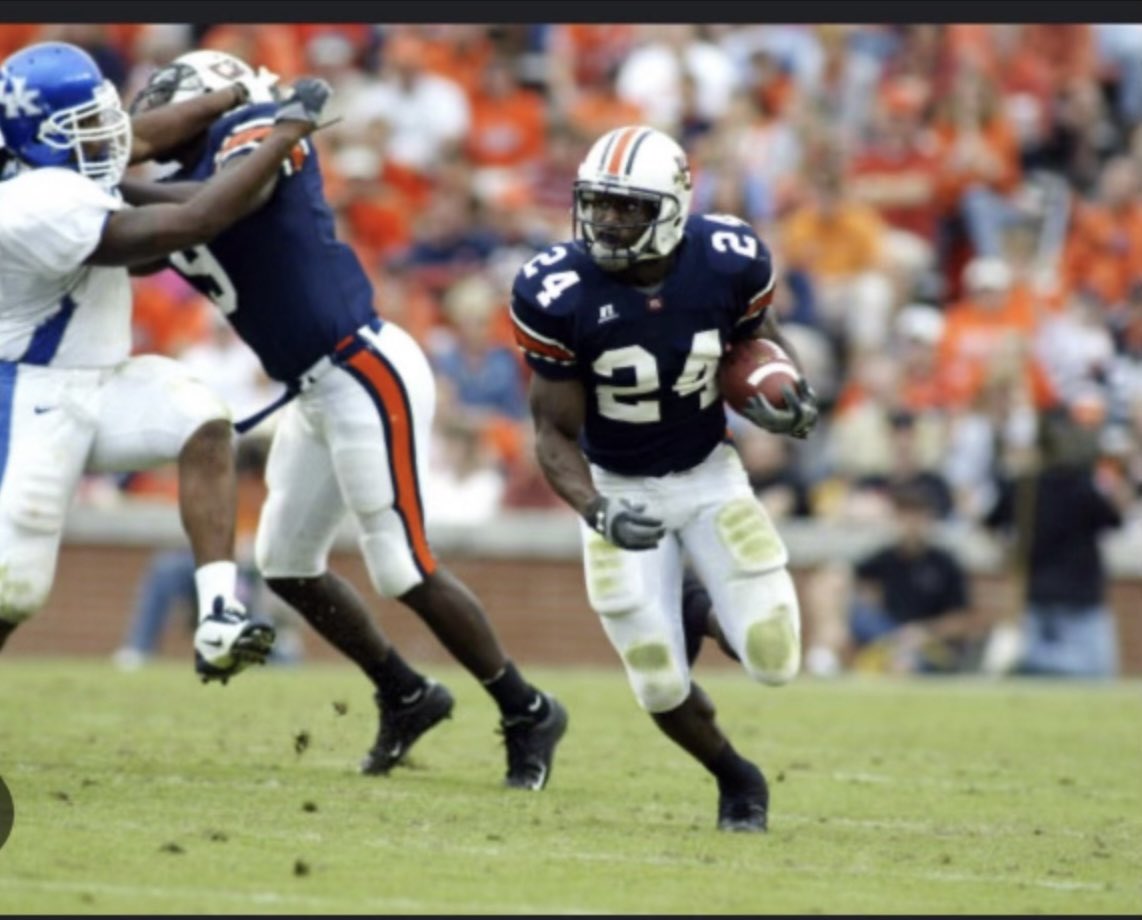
left=717, top=339, right=819, bottom=439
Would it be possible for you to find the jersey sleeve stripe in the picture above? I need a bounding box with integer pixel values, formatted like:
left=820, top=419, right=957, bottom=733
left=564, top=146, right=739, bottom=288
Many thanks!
left=513, top=327, right=576, bottom=364
left=218, top=124, right=274, bottom=157
left=509, top=305, right=575, bottom=359
left=735, top=273, right=777, bottom=325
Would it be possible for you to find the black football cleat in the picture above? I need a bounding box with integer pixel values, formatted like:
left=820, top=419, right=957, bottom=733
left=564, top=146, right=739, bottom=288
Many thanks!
left=500, top=694, right=568, bottom=790
left=360, top=679, right=454, bottom=775
left=717, top=762, right=769, bottom=832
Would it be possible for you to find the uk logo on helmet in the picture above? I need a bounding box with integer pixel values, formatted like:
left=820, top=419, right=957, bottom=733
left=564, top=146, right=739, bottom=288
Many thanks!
left=0, top=75, right=42, bottom=118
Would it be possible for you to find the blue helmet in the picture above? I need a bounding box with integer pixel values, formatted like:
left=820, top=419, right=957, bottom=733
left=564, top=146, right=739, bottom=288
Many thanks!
left=0, top=42, right=130, bottom=189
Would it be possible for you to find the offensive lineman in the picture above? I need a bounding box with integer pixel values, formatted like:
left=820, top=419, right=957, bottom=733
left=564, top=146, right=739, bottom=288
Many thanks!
left=511, top=125, right=819, bottom=831
left=0, top=42, right=332, bottom=681
left=123, top=52, right=567, bottom=790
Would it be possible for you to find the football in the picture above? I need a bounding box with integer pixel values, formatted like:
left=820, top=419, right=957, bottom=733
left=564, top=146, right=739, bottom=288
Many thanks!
left=717, top=338, right=801, bottom=415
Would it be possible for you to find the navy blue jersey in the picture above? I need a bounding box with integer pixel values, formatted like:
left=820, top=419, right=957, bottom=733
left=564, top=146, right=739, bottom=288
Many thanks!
left=168, top=102, right=376, bottom=382
left=511, top=214, right=776, bottom=476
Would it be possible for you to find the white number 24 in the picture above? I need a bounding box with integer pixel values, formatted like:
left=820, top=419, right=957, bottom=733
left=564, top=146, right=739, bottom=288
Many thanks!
left=594, top=329, right=721, bottom=423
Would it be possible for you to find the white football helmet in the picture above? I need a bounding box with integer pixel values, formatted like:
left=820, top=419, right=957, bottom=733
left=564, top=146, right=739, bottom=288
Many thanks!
left=573, top=125, right=693, bottom=271
left=131, top=50, right=279, bottom=114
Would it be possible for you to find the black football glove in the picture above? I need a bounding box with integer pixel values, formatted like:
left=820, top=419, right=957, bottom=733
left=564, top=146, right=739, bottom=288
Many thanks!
left=584, top=495, right=666, bottom=551
left=741, top=378, right=820, bottom=439
left=274, top=77, right=333, bottom=128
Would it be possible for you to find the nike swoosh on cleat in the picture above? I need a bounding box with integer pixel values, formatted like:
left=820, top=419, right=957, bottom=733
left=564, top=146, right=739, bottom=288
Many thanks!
left=526, top=694, right=544, bottom=714
left=399, top=688, right=424, bottom=706
left=201, top=638, right=224, bottom=648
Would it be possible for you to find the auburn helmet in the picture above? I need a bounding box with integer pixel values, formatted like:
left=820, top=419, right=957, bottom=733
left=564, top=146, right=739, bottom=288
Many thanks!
left=573, top=125, right=693, bottom=271
left=130, top=50, right=279, bottom=115
left=0, top=42, right=130, bottom=189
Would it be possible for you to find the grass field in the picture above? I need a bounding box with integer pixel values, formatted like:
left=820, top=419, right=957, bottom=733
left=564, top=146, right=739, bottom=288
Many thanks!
left=0, top=660, right=1139, bottom=915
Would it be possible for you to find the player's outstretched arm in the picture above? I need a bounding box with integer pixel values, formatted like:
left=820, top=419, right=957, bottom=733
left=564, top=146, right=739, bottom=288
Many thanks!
left=129, top=83, right=247, bottom=165
left=88, top=78, right=331, bottom=267
left=531, top=375, right=665, bottom=551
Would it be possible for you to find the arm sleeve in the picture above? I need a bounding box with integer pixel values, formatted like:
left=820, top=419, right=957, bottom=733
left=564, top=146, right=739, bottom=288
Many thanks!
left=4, top=170, right=123, bottom=274
left=509, top=280, right=578, bottom=381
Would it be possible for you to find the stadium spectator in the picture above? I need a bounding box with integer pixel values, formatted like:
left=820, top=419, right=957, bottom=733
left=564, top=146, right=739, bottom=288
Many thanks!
left=805, top=483, right=982, bottom=677
left=347, top=31, right=470, bottom=181
left=465, top=56, right=547, bottom=204
left=1060, top=157, right=1142, bottom=310
left=780, top=150, right=895, bottom=355
left=615, top=25, right=738, bottom=135
left=985, top=407, right=1131, bottom=677
left=847, top=77, right=941, bottom=289
left=431, top=274, right=528, bottom=423
left=934, top=65, right=1022, bottom=263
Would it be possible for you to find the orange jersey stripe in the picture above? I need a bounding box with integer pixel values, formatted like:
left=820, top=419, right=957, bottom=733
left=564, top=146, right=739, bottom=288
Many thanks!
left=740, top=287, right=775, bottom=323
left=605, top=126, right=639, bottom=176
left=219, top=124, right=273, bottom=155
left=511, top=324, right=575, bottom=362
left=345, top=351, right=437, bottom=578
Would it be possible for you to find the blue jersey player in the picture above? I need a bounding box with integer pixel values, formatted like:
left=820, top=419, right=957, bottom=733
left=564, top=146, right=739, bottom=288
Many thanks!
left=512, top=125, right=819, bottom=832
left=124, top=51, right=566, bottom=790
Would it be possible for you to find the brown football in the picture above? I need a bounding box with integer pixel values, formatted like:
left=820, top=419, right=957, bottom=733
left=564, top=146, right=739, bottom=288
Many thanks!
left=717, top=339, right=801, bottom=415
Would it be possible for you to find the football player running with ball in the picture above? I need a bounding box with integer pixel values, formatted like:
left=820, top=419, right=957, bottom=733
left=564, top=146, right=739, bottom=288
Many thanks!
left=512, top=126, right=819, bottom=831
left=0, top=41, right=334, bottom=682
left=124, top=52, right=567, bottom=791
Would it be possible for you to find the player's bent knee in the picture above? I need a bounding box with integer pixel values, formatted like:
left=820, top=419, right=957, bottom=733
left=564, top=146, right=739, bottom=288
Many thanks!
left=741, top=612, right=801, bottom=685
left=359, top=529, right=424, bottom=598
left=622, top=640, right=690, bottom=712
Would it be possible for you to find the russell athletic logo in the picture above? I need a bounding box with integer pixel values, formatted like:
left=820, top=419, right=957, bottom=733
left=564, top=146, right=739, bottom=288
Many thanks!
left=0, top=774, right=13, bottom=852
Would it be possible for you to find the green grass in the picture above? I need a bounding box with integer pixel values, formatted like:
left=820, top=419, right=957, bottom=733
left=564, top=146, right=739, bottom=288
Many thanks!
left=0, top=660, right=1139, bottom=915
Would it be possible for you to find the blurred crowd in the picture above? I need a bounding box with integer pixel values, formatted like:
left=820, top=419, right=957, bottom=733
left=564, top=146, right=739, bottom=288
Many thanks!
left=6, top=22, right=1141, bottom=542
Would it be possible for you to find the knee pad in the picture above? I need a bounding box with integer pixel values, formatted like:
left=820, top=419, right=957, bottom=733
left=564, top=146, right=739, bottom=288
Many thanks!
left=582, top=530, right=646, bottom=616
left=1, top=456, right=70, bottom=538
left=254, top=496, right=328, bottom=580
left=734, top=568, right=802, bottom=686
left=359, top=514, right=425, bottom=598
left=333, top=445, right=393, bottom=517
left=713, top=497, right=788, bottom=575
left=622, top=639, right=691, bottom=713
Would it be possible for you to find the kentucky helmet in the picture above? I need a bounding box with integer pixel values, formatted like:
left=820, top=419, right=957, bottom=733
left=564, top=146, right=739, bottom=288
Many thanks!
left=0, top=42, right=130, bottom=189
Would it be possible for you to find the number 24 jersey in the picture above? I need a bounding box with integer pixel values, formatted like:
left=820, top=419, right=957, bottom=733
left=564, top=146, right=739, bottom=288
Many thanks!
left=511, top=214, right=776, bottom=477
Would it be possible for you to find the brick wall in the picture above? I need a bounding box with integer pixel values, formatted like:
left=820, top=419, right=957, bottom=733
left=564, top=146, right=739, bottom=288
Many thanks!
left=6, top=544, right=1141, bottom=675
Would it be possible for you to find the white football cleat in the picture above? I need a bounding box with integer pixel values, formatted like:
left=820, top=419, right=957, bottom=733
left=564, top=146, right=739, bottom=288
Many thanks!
left=194, top=597, right=276, bottom=685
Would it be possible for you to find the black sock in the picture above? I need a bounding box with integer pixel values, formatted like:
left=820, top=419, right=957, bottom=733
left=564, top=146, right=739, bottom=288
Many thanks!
left=707, top=742, right=763, bottom=793
left=483, top=660, right=547, bottom=720
left=366, top=650, right=426, bottom=709
left=681, top=570, right=713, bottom=666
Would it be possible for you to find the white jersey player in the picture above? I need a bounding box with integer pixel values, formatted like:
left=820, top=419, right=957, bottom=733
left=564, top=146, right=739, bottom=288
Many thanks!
left=0, top=40, right=332, bottom=682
